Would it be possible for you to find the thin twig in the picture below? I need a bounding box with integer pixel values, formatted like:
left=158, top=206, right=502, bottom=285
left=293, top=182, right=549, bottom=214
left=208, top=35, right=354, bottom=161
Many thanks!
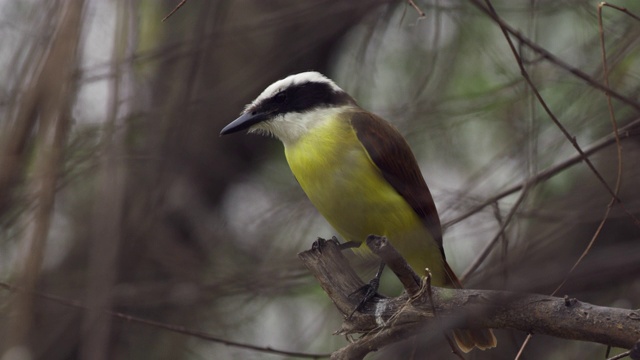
left=514, top=334, right=533, bottom=360
left=481, top=0, right=619, bottom=206
left=444, top=117, right=640, bottom=229
left=461, top=182, right=529, bottom=281
left=407, top=0, right=426, bottom=17
left=514, top=2, right=632, bottom=357
left=549, top=1, right=629, bottom=297
left=0, top=281, right=330, bottom=359
left=162, top=0, right=188, bottom=22
left=549, top=201, right=615, bottom=294
left=597, top=1, right=624, bottom=207
left=600, top=3, right=640, bottom=22
left=467, top=0, right=640, bottom=112
left=492, top=202, right=510, bottom=287
left=605, top=350, right=631, bottom=360
left=422, top=272, right=465, bottom=360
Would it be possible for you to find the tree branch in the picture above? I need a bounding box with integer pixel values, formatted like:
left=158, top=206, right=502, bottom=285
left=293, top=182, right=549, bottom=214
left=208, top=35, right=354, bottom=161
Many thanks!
left=298, top=238, right=640, bottom=359
left=0, top=282, right=331, bottom=359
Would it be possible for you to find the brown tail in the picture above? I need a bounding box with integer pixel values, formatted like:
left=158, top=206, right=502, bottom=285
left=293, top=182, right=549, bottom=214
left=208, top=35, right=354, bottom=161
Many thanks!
left=452, top=328, right=497, bottom=353
left=443, top=262, right=497, bottom=353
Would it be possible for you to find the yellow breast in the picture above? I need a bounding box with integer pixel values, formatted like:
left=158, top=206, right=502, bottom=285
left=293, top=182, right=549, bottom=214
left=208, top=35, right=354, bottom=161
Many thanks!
left=284, top=113, right=446, bottom=283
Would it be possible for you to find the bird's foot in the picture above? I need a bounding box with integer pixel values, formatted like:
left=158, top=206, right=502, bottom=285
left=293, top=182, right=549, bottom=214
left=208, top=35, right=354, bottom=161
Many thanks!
left=348, top=261, right=385, bottom=318
left=311, top=236, right=340, bottom=251
left=312, top=237, right=360, bottom=252
left=348, top=276, right=381, bottom=318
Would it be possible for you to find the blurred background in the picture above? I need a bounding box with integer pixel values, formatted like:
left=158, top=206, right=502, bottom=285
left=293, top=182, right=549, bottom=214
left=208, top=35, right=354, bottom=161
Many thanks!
left=0, top=0, right=639, bottom=359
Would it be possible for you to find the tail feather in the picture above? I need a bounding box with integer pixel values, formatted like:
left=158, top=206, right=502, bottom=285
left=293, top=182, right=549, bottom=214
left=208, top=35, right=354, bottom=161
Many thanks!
left=453, top=328, right=497, bottom=353
left=443, top=261, right=498, bottom=352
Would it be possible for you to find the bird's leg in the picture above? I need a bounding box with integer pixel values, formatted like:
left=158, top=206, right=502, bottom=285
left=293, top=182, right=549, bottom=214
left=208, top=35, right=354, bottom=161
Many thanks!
left=311, top=236, right=382, bottom=317
left=348, top=261, right=385, bottom=318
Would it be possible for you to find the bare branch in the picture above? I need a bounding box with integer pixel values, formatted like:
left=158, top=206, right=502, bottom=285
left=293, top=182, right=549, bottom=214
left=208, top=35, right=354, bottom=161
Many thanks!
left=0, top=282, right=331, bottom=359
left=445, top=116, right=640, bottom=229
left=162, top=0, right=188, bottom=22
left=406, top=0, right=425, bottom=17
left=599, top=3, right=640, bottom=22
left=299, top=239, right=640, bottom=359
left=366, top=234, right=421, bottom=295
left=467, top=0, right=640, bottom=112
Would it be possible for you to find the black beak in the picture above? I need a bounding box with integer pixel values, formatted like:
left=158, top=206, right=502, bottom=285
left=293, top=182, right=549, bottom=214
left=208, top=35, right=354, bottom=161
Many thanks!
left=220, top=111, right=268, bottom=135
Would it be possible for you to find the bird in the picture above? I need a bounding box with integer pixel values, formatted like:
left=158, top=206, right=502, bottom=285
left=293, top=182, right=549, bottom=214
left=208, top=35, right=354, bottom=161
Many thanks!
left=220, top=71, right=496, bottom=352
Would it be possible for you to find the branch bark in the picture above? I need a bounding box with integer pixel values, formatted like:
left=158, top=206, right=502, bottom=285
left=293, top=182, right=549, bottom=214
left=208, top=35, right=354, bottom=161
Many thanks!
left=298, top=238, right=640, bottom=360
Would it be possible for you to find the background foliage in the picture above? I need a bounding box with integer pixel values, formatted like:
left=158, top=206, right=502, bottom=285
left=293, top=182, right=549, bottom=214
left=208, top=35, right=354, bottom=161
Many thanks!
left=0, top=0, right=639, bottom=359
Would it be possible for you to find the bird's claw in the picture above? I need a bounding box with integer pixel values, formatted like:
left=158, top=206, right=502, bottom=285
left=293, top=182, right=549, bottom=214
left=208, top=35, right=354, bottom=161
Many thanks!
left=348, top=277, right=381, bottom=318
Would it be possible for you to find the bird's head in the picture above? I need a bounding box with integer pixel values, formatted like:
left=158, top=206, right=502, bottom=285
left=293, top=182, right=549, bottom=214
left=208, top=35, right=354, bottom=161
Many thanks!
left=220, top=72, right=356, bottom=145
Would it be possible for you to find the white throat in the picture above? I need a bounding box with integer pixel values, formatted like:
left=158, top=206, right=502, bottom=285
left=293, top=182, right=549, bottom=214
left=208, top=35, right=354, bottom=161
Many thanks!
left=249, top=106, right=352, bottom=146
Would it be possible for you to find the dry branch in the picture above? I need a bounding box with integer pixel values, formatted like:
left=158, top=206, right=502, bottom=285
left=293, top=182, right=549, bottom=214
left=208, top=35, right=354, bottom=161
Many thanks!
left=298, top=238, right=640, bottom=360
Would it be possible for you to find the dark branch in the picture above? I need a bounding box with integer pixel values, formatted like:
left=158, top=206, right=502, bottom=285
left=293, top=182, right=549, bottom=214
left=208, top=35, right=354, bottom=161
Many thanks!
left=0, top=282, right=330, bottom=359
left=444, top=117, right=640, bottom=228
left=298, top=238, right=640, bottom=360
left=365, top=234, right=421, bottom=296
left=467, top=0, right=640, bottom=112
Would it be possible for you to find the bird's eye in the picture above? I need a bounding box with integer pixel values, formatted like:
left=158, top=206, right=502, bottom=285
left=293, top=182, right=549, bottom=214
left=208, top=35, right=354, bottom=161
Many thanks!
left=273, top=92, right=287, bottom=104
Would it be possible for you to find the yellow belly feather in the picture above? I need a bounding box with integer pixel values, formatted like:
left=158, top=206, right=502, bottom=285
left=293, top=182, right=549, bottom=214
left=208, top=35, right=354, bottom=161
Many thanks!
left=284, top=115, right=446, bottom=284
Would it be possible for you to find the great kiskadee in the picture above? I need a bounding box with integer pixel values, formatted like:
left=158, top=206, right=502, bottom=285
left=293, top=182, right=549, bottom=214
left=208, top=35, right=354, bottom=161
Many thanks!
left=220, top=72, right=496, bottom=352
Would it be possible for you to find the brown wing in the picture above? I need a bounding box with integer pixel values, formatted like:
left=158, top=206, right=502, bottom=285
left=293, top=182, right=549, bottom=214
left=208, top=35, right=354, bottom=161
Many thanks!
left=350, top=110, right=445, bottom=258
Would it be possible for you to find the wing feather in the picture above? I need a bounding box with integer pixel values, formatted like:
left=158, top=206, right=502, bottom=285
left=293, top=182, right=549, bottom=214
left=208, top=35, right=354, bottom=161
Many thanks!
left=350, top=111, right=445, bottom=257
